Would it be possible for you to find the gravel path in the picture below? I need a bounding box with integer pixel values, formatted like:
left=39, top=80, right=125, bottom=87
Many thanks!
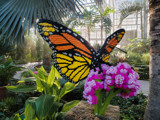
left=139, top=80, right=149, bottom=96
left=13, top=62, right=42, bottom=80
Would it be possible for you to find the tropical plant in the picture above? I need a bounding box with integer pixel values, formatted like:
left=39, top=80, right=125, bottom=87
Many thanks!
left=118, top=0, right=149, bottom=39
left=65, top=7, right=97, bottom=42
left=7, top=66, right=79, bottom=119
left=92, top=5, right=114, bottom=44
left=0, top=97, right=17, bottom=117
left=0, top=55, right=22, bottom=86
left=125, top=38, right=150, bottom=54
left=25, top=66, right=79, bottom=120
left=65, top=5, right=114, bottom=43
left=0, top=40, right=15, bottom=56
left=0, top=0, right=83, bottom=44
left=124, top=38, right=150, bottom=80
left=118, top=1, right=144, bottom=26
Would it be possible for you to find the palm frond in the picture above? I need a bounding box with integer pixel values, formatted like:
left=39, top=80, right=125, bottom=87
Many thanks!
left=118, top=1, right=144, bottom=27
left=0, top=0, right=9, bottom=7
left=0, top=0, right=83, bottom=44
left=103, top=17, right=112, bottom=34
left=94, top=0, right=103, bottom=7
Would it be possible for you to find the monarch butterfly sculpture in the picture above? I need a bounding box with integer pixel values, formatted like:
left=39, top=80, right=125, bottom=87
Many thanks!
left=37, top=19, right=125, bottom=83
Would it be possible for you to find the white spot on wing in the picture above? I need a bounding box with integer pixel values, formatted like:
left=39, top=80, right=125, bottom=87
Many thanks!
left=63, top=52, right=67, bottom=55
left=66, top=29, right=71, bottom=33
left=49, top=41, right=52, bottom=45
left=49, top=32, right=53, bottom=35
left=69, top=53, right=72, bottom=57
left=53, top=25, right=58, bottom=29
left=80, top=38, right=84, bottom=43
left=75, top=53, right=81, bottom=56
left=73, top=33, right=77, bottom=36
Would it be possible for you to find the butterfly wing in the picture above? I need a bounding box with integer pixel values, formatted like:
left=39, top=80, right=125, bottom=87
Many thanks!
left=37, top=19, right=96, bottom=82
left=99, top=29, right=125, bottom=63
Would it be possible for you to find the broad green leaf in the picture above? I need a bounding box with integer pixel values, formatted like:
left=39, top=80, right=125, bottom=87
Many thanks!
left=55, top=68, right=61, bottom=79
left=6, top=85, right=36, bottom=93
left=35, top=95, right=55, bottom=119
left=28, top=68, right=45, bottom=92
left=25, top=97, right=37, bottom=120
left=36, top=77, right=45, bottom=92
left=0, top=112, right=5, bottom=116
left=47, top=102, right=63, bottom=119
left=59, top=82, right=77, bottom=99
left=54, top=80, right=61, bottom=89
left=51, top=84, right=60, bottom=100
left=37, top=66, right=48, bottom=80
left=17, top=77, right=36, bottom=83
left=11, top=113, right=21, bottom=120
left=47, top=66, right=55, bottom=87
left=40, top=80, right=50, bottom=94
left=62, top=100, right=80, bottom=112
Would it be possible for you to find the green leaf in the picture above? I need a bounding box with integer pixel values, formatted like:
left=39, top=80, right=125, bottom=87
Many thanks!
left=6, top=85, right=36, bottom=93
left=55, top=68, right=61, bottom=79
left=28, top=68, right=45, bottom=92
left=47, top=66, right=55, bottom=87
left=0, top=0, right=83, bottom=44
left=54, top=80, right=61, bottom=89
left=59, top=82, right=77, bottom=99
left=25, top=97, right=37, bottom=120
left=50, top=84, right=60, bottom=100
left=17, top=77, right=36, bottom=83
left=47, top=102, right=63, bottom=119
left=11, top=113, right=21, bottom=120
left=40, top=80, right=50, bottom=94
left=37, top=66, right=48, bottom=80
left=0, top=112, right=5, bottom=116
left=35, top=95, right=57, bottom=119
left=62, top=100, right=80, bottom=112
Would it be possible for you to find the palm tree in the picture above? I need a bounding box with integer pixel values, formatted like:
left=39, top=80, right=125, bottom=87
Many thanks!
left=118, top=0, right=149, bottom=39
left=65, top=5, right=113, bottom=44
left=0, top=0, right=83, bottom=44
left=92, top=5, right=114, bottom=44
left=66, top=7, right=98, bottom=42
left=144, top=1, right=160, bottom=119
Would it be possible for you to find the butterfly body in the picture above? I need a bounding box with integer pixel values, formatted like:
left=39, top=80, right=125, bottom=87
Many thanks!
left=37, top=19, right=125, bottom=82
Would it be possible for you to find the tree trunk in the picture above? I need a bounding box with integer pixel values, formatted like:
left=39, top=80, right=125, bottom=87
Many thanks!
left=143, top=0, right=148, bottom=39
left=140, top=0, right=144, bottom=39
left=100, top=20, right=103, bottom=45
left=87, top=25, right=90, bottom=42
left=144, top=1, right=160, bottom=120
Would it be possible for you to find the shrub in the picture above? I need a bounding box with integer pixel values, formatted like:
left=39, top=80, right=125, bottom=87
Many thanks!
left=0, top=55, right=22, bottom=86
left=111, top=93, right=147, bottom=120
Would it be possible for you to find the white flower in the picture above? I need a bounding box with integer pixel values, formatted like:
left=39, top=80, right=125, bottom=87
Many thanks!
left=115, top=74, right=124, bottom=84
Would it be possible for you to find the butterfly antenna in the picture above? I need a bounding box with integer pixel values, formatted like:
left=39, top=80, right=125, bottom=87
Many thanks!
left=115, top=47, right=127, bottom=54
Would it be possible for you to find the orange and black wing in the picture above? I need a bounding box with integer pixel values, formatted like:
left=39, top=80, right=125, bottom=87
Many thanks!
left=98, top=29, right=125, bottom=63
left=37, top=19, right=96, bottom=82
